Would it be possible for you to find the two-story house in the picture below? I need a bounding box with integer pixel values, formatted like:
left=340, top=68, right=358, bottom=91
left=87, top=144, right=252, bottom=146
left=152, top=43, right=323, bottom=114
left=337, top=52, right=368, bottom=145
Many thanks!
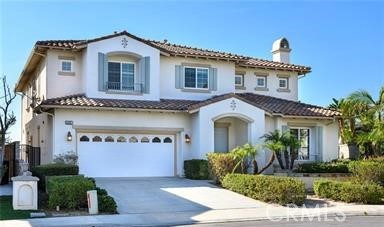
left=15, top=31, right=339, bottom=177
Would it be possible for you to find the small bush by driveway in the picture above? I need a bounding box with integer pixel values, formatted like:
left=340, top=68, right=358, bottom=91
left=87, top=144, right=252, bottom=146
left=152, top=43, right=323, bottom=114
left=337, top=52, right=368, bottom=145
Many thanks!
left=222, top=174, right=306, bottom=206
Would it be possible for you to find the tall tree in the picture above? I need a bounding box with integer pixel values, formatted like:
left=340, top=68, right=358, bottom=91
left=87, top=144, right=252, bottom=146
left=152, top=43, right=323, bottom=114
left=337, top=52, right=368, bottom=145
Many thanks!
left=348, top=86, right=384, bottom=121
left=0, top=76, right=17, bottom=166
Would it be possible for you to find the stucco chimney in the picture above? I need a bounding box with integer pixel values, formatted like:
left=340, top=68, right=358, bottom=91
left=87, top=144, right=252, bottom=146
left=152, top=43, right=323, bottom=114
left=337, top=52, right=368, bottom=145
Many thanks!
left=271, top=37, right=291, bottom=63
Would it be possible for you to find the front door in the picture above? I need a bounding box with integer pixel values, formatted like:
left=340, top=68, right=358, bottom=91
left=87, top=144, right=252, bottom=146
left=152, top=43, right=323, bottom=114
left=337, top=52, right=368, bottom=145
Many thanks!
left=214, top=127, right=228, bottom=152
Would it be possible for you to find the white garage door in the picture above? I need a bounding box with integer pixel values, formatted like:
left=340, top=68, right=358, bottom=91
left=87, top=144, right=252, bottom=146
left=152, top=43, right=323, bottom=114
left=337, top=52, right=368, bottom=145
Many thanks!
left=77, top=133, right=175, bottom=177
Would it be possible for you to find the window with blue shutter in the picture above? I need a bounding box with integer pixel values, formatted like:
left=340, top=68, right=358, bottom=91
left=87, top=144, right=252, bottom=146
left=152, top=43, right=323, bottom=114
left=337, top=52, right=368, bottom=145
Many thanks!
left=175, top=65, right=217, bottom=91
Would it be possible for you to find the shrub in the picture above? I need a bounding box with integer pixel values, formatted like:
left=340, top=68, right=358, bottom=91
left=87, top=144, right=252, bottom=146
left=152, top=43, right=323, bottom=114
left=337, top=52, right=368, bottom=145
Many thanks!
left=184, top=159, right=209, bottom=180
left=314, top=179, right=384, bottom=204
left=46, top=175, right=85, bottom=193
left=348, top=161, right=384, bottom=184
left=96, top=187, right=108, bottom=197
left=98, top=195, right=118, bottom=213
left=207, top=153, right=239, bottom=184
left=31, top=163, right=79, bottom=190
left=47, top=176, right=95, bottom=209
left=222, top=174, right=306, bottom=205
left=296, top=161, right=350, bottom=173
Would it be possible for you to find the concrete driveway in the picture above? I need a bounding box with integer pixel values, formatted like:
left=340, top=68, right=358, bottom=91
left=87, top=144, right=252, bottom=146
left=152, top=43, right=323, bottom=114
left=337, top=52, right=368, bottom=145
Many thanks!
left=96, top=177, right=267, bottom=214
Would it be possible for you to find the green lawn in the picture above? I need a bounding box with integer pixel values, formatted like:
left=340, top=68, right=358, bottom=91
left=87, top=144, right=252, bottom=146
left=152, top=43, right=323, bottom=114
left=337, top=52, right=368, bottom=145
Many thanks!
left=0, top=196, right=32, bottom=220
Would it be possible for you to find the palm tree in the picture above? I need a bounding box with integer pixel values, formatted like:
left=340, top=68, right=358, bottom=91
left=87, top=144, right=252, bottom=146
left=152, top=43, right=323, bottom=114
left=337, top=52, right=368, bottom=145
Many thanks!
left=288, top=136, right=301, bottom=169
left=348, top=86, right=384, bottom=156
left=348, top=86, right=384, bottom=121
left=231, top=143, right=259, bottom=174
left=258, top=130, right=285, bottom=173
left=328, top=98, right=358, bottom=144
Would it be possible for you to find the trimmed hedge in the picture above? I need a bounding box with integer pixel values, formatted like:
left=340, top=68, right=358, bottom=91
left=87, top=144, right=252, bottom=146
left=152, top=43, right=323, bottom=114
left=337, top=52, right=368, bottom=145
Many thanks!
left=207, top=153, right=239, bottom=184
left=31, top=164, right=79, bottom=189
left=184, top=159, right=209, bottom=180
left=46, top=176, right=118, bottom=213
left=348, top=161, right=384, bottom=184
left=47, top=176, right=95, bottom=209
left=222, top=174, right=306, bottom=205
left=314, top=179, right=384, bottom=204
left=98, top=194, right=118, bottom=213
left=296, top=161, right=350, bottom=173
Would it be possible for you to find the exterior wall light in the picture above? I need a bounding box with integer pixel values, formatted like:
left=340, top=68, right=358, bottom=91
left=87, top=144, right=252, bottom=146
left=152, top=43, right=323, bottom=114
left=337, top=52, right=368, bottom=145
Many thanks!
left=185, top=134, right=191, bottom=143
left=67, top=131, right=72, bottom=141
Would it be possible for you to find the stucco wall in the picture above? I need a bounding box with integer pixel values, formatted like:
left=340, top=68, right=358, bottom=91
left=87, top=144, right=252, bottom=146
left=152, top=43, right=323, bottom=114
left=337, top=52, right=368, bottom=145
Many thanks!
left=235, top=68, right=299, bottom=101
left=52, top=109, right=192, bottom=175
left=46, top=50, right=83, bottom=99
left=194, top=97, right=266, bottom=165
left=159, top=57, right=235, bottom=100
left=84, top=35, right=161, bottom=100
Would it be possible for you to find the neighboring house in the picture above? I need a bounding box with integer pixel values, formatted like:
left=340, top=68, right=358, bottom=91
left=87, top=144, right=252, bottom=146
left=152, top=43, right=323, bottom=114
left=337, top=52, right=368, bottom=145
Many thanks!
left=15, top=31, right=339, bottom=177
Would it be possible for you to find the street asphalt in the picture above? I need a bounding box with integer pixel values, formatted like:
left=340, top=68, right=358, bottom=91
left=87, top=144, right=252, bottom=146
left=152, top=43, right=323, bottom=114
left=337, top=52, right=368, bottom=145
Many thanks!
left=177, top=216, right=384, bottom=227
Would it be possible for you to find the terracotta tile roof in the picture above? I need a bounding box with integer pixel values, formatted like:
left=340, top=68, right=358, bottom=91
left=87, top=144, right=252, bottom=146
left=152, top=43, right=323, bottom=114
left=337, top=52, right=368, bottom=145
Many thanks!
left=38, top=94, right=200, bottom=111
left=34, top=31, right=310, bottom=74
left=39, top=93, right=339, bottom=118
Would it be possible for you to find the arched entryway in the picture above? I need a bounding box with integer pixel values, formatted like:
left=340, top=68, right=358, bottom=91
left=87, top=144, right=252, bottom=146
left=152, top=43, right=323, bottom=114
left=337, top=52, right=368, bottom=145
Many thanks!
left=213, top=114, right=253, bottom=153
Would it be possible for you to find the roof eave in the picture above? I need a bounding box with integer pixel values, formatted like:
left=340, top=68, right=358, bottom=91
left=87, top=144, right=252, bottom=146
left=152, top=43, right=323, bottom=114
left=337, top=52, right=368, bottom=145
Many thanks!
left=38, top=104, right=187, bottom=113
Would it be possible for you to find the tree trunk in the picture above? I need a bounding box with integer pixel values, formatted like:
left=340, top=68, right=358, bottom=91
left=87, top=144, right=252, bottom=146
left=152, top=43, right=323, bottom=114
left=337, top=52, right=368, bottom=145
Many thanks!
left=252, top=159, right=258, bottom=174
left=290, top=149, right=298, bottom=170
left=275, top=151, right=285, bottom=169
left=258, top=152, right=275, bottom=174
left=283, top=149, right=289, bottom=170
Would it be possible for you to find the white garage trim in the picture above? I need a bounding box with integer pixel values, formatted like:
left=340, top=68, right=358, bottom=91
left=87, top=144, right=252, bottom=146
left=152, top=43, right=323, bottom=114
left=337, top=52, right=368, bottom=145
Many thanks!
left=73, top=125, right=184, bottom=133
left=76, top=131, right=177, bottom=177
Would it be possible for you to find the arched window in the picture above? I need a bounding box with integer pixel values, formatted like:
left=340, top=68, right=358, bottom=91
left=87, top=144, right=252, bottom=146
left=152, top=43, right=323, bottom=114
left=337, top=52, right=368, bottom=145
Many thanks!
left=92, top=136, right=102, bottom=142
left=80, top=135, right=89, bottom=142
left=141, top=137, right=149, bottom=143
left=105, top=136, right=114, bottom=142
left=117, top=136, right=126, bottom=142
left=152, top=137, right=161, bottom=143
left=163, top=137, right=172, bottom=143
left=129, top=136, right=138, bottom=143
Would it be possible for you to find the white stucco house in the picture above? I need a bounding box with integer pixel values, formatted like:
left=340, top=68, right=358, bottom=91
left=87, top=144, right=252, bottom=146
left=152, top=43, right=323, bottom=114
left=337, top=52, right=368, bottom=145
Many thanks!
left=15, top=31, right=339, bottom=177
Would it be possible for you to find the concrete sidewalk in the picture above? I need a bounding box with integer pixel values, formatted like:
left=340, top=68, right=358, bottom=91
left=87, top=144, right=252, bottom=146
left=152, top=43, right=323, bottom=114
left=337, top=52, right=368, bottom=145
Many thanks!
left=1, top=203, right=384, bottom=227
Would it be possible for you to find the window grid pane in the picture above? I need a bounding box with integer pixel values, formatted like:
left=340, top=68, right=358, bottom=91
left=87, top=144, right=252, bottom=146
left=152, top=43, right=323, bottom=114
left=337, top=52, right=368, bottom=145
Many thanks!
left=108, top=62, right=121, bottom=90
left=257, top=77, right=265, bottom=87
left=196, top=68, right=208, bottom=88
left=122, top=63, right=134, bottom=90
left=235, top=76, right=243, bottom=86
left=184, top=68, right=196, bottom=88
left=62, top=61, right=72, bottom=72
left=279, top=79, right=287, bottom=88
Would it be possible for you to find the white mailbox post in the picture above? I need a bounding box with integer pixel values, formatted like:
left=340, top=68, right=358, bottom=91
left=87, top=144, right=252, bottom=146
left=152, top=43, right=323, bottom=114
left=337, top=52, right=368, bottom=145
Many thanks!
left=11, top=171, right=39, bottom=210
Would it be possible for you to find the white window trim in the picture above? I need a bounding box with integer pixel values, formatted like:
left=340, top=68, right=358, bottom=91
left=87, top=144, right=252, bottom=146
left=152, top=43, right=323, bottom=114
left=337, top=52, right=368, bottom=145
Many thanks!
left=235, top=74, right=244, bottom=87
left=290, top=127, right=311, bottom=161
left=183, top=66, right=209, bottom=90
left=256, top=76, right=267, bottom=88
left=278, top=77, right=289, bottom=89
left=60, top=59, right=73, bottom=72
left=107, top=61, right=136, bottom=91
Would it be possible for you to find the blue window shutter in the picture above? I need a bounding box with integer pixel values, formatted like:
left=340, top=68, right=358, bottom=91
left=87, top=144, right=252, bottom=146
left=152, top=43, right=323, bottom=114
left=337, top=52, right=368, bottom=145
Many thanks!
left=209, top=68, right=217, bottom=91
left=175, top=65, right=183, bottom=89
left=144, top=56, right=150, bottom=93
left=139, top=56, right=151, bottom=93
left=316, top=126, right=323, bottom=161
left=98, top=52, right=107, bottom=91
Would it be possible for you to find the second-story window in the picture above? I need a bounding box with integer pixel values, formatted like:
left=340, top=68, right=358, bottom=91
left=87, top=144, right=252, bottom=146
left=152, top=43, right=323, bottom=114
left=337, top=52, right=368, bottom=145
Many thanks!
left=184, top=67, right=209, bottom=89
left=61, top=60, right=73, bottom=72
left=108, top=62, right=135, bottom=91
left=278, top=77, right=288, bottom=89
left=256, top=76, right=266, bottom=88
left=235, top=74, right=244, bottom=87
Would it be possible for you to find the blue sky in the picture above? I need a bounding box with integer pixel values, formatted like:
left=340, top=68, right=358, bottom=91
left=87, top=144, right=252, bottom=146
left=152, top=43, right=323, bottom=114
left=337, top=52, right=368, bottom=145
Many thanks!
left=1, top=0, right=383, bottom=142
